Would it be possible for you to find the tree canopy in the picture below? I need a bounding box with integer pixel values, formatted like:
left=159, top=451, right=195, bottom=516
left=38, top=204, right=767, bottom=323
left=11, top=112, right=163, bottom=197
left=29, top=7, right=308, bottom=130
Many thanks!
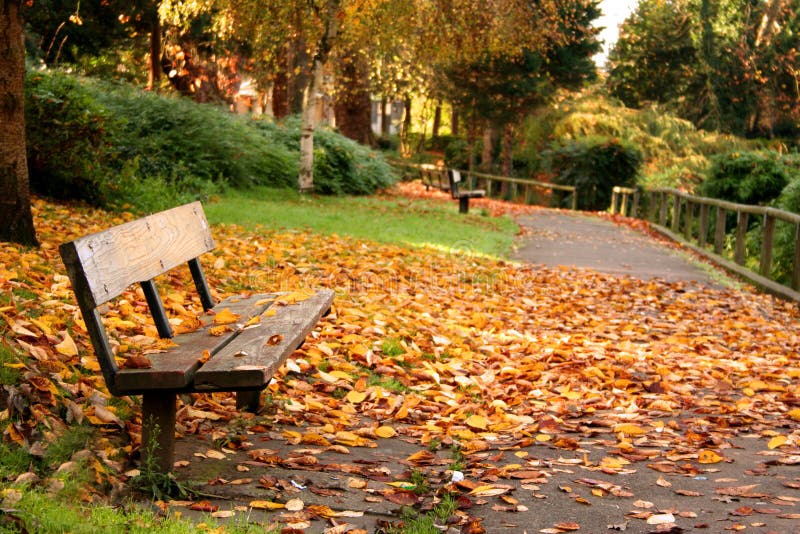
left=607, top=0, right=800, bottom=137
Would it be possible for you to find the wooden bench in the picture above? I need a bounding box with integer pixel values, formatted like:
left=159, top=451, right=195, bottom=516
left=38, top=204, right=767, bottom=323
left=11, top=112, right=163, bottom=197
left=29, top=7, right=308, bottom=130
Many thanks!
left=448, top=169, right=486, bottom=214
left=419, top=164, right=486, bottom=214
left=59, top=202, right=334, bottom=472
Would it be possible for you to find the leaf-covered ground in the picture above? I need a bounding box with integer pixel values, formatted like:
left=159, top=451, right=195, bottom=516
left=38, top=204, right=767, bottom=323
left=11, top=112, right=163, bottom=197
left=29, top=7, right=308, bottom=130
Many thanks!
left=2, top=194, right=800, bottom=532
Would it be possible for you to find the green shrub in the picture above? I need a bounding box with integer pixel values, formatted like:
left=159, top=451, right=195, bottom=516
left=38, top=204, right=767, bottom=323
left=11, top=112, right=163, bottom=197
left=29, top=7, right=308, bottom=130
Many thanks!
left=545, top=136, right=643, bottom=210
left=25, top=69, right=112, bottom=203
left=254, top=116, right=396, bottom=194
left=24, top=70, right=395, bottom=212
left=700, top=151, right=798, bottom=205
left=763, top=178, right=800, bottom=284
left=92, top=83, right=298, bottom=189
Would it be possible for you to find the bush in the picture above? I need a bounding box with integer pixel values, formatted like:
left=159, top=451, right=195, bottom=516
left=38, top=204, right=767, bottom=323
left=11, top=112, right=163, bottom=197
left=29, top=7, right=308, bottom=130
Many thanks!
left=700, top=151, right=799, bottom=205
left=24, top=70, right=395, bottom=212
left=92, top=82, right=298, bottom=189
left=254, top=116, right=396, bottom=195
left=761, top=178, right=800, bottom=284
left=25, top=69, right=112, bottom=203
left=545, top=136, right=643, bottom=210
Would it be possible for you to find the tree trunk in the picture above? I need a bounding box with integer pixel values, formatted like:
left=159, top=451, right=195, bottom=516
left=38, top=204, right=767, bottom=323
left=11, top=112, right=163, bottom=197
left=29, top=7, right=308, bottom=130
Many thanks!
left=298, top=0, right=339, bottom=192
left=451, top=108, right=459, bottom=136
left=399, top=95, right=412, bottom=157
left=0, top=0, right=38, bottom=246
left=299, top=61, right=323, bottom=192
left=432, top=103, right=442, bottom=138
left=381, top=97, right=390, bottom=136
left=481, top=125, right=493, bottom=172
left=501, top=124, right=513, bottom=177
left=334, top=50, right=374, bottom=145
left=146, top=8, right=161, bottom=92
left=272, top=46, right=290, bottom=118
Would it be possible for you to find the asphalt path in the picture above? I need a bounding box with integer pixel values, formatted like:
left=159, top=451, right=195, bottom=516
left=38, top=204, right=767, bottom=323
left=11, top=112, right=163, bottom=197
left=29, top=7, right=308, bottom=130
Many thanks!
left=162, top=210, right=800, bottom=534
left=513, top=210, right=717, bottom=285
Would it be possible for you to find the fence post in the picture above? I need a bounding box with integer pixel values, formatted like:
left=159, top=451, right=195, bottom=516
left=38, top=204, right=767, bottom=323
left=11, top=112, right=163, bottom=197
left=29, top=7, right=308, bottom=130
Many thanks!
left=610, top=189, right=619, bottom=214
left=714, top=205, right=726, bottom=255
left=734, top=211, right=749, bottom=265
left=671, top=194, right=682, bottom=233
left=632, top=190, right=640, bottom=219
left=793, top=223, right=800, bottom=290
left=760, top=213, right=776, bottom=278
left=684, top=200, right=694, bottom=241
left=699, top=204, right=709, bottom=248
left=659, top=192, right=668, bottom=226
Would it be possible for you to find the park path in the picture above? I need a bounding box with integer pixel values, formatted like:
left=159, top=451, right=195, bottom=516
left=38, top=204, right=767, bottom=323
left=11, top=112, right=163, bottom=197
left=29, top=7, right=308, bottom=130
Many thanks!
left=513, top=209, right=717, bottom=284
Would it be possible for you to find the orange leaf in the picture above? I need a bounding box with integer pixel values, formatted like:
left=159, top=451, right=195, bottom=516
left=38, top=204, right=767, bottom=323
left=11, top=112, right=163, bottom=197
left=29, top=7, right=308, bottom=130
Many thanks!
left=697, top=449, right=724, bottom=464
left=213, top=308, right=240, bottom=325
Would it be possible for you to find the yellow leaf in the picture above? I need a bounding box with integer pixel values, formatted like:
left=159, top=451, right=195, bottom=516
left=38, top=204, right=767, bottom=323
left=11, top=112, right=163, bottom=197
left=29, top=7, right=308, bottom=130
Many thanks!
left=375, top=425, right=396, bottom=438
left=697, top=449, right=724, bottom=464
left=768, top=435, right=788, bottom=449
left=345, top=390, right=367, bottom=404
left=249, top=500, right=285, bottom=510
left=535, top=434, right=552, bottom=442
left=213, top=308, right=240, bottom=325
left=466, top=414, right=488, bottom=430
left=788, top=408, right=800, bottom=422
left=55, top=332, right=79, bottom=357
left=614, top=423, right=647, bottom=436
left=244, top=315, right=261, bottom=327
left=208, top=325, right=231, bottom=337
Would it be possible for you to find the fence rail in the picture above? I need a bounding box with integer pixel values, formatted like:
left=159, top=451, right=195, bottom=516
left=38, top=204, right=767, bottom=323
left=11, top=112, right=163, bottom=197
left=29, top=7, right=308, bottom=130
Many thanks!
left=611, top=186, right=800, bottom=302
left=391, top=160, right=578, bottom=211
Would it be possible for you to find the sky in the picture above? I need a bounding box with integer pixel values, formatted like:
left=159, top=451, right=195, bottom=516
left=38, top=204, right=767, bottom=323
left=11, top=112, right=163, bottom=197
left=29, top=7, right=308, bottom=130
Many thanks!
left=593, top=0, right=640, bottom=67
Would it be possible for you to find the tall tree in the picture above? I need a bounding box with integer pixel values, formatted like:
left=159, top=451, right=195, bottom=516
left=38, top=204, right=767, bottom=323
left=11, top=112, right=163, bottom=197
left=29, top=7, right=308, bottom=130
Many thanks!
left=1, top=0, right=38, bottom=246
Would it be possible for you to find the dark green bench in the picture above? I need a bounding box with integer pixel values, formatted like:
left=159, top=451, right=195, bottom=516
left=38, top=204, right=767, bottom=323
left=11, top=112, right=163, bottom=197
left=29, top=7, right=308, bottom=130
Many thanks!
left=420, top=164, right=486, bottom=213
left=59, top=202, right=333, bottom=472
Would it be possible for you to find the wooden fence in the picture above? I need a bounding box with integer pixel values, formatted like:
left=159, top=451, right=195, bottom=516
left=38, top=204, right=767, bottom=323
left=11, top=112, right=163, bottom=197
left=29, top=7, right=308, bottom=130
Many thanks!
left=391, top=161, right=578, bottom=211
left=610, top=186, right=800, bottom=302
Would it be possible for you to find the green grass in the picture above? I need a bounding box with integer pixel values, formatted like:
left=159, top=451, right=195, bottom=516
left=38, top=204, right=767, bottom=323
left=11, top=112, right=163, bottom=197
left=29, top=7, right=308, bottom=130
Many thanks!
left=203, top=187, right=518, bottom=258
left=0, top=489, right=270, bottom=534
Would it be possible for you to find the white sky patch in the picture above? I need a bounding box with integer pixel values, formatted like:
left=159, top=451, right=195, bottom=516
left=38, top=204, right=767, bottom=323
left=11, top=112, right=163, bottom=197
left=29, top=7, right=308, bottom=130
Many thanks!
left=593, top=0, right=640, bottom=68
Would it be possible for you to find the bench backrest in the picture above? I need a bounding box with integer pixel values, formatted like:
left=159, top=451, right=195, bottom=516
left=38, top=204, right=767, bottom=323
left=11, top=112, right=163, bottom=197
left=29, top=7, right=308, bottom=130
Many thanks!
left=60, top=202, right=215, bottom=308
left=448, top=169, right=462, bottom=195
left=59, top=202, right=216, bottom=390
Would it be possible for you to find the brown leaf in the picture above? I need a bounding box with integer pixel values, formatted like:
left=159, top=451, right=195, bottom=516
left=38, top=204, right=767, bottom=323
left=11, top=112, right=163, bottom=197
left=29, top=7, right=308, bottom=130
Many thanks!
left=121, top=354, right=152, bottom=369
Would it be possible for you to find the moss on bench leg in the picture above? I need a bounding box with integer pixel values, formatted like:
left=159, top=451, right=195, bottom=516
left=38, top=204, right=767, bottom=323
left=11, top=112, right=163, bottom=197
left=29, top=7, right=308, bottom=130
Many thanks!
left=141, top=392, right=177, bottom=473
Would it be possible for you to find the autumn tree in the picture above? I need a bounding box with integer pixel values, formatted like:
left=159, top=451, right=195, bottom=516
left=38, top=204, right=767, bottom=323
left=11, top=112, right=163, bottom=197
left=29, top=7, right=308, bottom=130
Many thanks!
left=608, top=0, right=800, bottom=137
left=1, top=0, right=38, bottom=246
left=434, top=0, right=601, bottom=172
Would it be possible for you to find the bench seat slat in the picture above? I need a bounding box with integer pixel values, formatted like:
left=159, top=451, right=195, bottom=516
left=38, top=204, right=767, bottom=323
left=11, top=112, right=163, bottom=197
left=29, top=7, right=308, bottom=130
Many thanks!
left=194, top=289, right=334, bottom=390
left=114, top=293, right=276, bottom=393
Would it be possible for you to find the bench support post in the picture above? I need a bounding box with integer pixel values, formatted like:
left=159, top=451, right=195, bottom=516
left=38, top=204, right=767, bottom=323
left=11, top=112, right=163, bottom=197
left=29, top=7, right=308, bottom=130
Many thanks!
left=459, top=196, right=470, bottom=214
left=236, top=390, right=262, bottom=412
left=142, top=392, right=177, bottom=473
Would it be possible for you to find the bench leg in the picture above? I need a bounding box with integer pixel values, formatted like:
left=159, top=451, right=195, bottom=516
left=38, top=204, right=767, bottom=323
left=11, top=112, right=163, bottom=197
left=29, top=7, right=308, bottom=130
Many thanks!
left=459, top=196, right=470, bottom=214
left=141, top=392, right=177, bottom=473
left=236, top=390, right=262, bottom=412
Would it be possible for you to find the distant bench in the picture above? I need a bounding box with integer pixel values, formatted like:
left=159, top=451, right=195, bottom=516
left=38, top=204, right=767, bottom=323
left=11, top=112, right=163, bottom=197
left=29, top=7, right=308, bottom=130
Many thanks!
left=59, top=202, right=334, bottom=472
left=420, top=164, right=486, bottom=214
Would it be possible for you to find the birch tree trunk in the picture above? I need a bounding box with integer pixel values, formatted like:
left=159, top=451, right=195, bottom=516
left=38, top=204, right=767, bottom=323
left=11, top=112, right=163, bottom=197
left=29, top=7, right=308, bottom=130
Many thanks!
left=298, top=0, right=339, bottom=192
left=298, top=60, right=324, bottom=192
left=0, top=0, right=38, bottom=246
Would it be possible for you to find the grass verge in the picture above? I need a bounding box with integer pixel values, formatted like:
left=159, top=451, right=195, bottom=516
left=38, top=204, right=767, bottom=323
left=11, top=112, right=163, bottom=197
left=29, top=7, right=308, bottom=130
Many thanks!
left=203, top=187, right=518, bottom=258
